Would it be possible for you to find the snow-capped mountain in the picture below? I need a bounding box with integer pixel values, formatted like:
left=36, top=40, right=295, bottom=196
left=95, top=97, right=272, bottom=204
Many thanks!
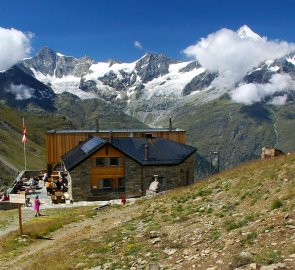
left=14, top=47, right=215, bottom=125
left=1, top=25, right=294, bottom=127
left=237, top=25, right=262, bottom=40
left=17, top=47, right=209, bottom=102
left=1, top=25, right=295, bottom=178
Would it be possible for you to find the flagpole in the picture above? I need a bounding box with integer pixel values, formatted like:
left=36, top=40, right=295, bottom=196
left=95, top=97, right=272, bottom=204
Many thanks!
left=23, top=118, right=27, bottom=170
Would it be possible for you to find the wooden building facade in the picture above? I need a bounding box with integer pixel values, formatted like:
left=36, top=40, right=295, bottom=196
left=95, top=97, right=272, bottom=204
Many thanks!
left=62, top=136, right=196, bottom=201
left=46, top=128, right=186, bottom=168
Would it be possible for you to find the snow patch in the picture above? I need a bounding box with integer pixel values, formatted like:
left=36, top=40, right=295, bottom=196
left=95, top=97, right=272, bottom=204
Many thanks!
left=268, top=66, right=280, bottom=72
left=143, top=67, right=206, bottom=100
left=286, top=57, right=295, bottom=66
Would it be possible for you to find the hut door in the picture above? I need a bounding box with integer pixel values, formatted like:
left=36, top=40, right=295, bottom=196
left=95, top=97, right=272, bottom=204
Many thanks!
left=185, top=170, right=190, bottom=186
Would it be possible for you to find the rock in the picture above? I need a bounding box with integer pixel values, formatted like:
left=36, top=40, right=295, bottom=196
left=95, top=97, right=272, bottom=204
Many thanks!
left=92, top=266, right=102, bottom=270
left=216, top=260, right=224, bottom=265
left=182, top=249, right=191, bottom=256
left=239, top=251, right=253, bottom=258
left=149, top=231, right=160, bottom=239
left=149, top=237, right=161, bottom=245
left=75, top=263, right=86, bottom=269
left=164, top=248, right=177, bottom=255
left=260, top=262, right=286, bottom=270
left=89, top=253, right=99, bottom=258
left=206, top=267, right=216, bottom=270
left=284, top=213, right=290, bottom=220
left=146, top=263, right=160, bottom=270
left=249, top=263, right=259, bottom=269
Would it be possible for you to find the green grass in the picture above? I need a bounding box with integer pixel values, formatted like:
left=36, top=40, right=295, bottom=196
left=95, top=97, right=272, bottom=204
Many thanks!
left=224, top=214, right=256, bottom=232
left=271, top=198, right=283, bottom=210
left=0, top=206, right=96, bottom=259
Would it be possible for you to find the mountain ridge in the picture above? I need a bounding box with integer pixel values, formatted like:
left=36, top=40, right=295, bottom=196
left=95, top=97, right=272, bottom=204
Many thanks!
left=0, top=25, right=295, bottom=180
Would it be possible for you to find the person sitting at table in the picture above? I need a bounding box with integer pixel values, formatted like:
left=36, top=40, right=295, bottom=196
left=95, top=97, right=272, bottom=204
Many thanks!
left=32, top=176, right=39, bottom=186
left=0, top=192, right=9, bottom=201
left=42, top=172, right=48, bottom=182
left=45, top=181, right=53, bottom=195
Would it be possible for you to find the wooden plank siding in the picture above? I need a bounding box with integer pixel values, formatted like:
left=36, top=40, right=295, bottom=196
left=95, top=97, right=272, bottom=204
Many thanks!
left=46, top=130, right=186, bottom=165
left=89, top=146, right=125, bottom=188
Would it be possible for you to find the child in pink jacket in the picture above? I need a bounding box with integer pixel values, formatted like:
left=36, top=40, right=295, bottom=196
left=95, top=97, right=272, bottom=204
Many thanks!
left=34, top=195, right=41, bottom=217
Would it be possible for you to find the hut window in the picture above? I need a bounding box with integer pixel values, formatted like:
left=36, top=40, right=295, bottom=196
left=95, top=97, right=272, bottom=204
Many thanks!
left=103, top=179, right=112, bottom=189
left=95, top=157, right=105, bottom=166
left=110, top=157, right=119, bottom=166
left=118, top=177, right=125, bottom=189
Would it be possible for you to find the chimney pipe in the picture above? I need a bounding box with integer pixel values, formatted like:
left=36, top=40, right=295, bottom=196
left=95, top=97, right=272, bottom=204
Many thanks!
left=145, top=144, right=149, bottom=160
left=169, top=117, right=172, bottom=132
left=95, top=119, right=99, bottom=132
left=109, top=131, right=113, bottom=143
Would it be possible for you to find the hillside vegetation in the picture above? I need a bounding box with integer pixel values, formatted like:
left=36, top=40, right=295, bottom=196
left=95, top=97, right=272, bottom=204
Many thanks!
left=159, top=97, right=295, bottom=177
left=1, top=153, right=295, bottom=269
left=0, top=103, right=74, bottom=185
left=0, top=98, right=148, bottom=186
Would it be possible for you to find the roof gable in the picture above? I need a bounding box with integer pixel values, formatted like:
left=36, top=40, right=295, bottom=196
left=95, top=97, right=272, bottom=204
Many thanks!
left=62, top=136, right=196, bottom=171
left=62, top=137, right=107, bottom=170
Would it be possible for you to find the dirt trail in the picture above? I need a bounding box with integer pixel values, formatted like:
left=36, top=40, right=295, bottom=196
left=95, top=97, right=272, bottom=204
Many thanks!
left=0, top=203, right=142, bottom=270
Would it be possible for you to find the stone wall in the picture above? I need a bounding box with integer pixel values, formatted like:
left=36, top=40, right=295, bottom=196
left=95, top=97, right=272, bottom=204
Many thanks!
left=141, top=154, right=195, bottom=193
left=124, top=154, right=195, bottom=196
left=125, top=157, right=143, bottom=198
left=69, top=159, right=91, bottom=201
left=69, top=154, right=195, bottom=201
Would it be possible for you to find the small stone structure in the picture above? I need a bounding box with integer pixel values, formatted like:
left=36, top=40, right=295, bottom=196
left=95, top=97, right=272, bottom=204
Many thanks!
left=261, top=147, right=285, bottom=159
left=146, top=175, right=160, bottom=198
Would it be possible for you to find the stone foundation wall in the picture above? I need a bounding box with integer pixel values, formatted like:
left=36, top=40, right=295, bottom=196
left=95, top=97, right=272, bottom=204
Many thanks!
left=125, top=157, right=143, bottom=198
left=124, top=154, right=195, bottom=196
left=69, top=159, right=91, bottom=201
left=69, top=154, right=195, bottom=201
left=141, top=154, right=195, bottom=193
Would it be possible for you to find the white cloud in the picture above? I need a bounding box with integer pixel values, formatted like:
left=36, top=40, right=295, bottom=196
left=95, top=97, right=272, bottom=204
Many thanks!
left=0, top=27, right=33, bottom=71
left=268, top=94, right=288, bottom=105
left=6, top=84, right=35, bottom=100
left=183, top=27, right=295, bottom=89
left=134, top=40, right=143, bottom=50
left=230, top=74, right=295, bottom=105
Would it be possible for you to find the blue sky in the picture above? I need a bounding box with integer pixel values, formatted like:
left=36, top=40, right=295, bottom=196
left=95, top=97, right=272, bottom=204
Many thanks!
left=1, top=0, right=295, bottom=62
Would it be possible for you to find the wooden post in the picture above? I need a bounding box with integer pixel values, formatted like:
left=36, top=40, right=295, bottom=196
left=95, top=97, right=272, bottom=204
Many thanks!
left=18, top=204, right=23, bottom=236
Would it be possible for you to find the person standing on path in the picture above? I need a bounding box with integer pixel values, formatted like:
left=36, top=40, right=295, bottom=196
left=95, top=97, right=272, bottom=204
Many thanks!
left=34, top=195, right=41, bottom=217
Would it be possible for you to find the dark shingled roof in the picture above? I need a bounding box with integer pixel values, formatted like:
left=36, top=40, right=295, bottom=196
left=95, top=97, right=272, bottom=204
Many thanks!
left=62, top=137, right=107, bottom=171
left=62, top=136, right=196, bottom=171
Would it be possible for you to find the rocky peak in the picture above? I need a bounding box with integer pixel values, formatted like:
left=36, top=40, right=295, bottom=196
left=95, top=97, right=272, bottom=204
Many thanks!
left=237, top=25, right=261, bottom=41
left=135, top=53, right=176, bottom=83
left=20, top=47, right=94, bottom=78
left=35, top=47, right=57, bottom=59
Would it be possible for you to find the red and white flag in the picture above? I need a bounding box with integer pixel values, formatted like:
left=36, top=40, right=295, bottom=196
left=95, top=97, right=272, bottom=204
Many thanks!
left=22, top=122, right=26, bottom=143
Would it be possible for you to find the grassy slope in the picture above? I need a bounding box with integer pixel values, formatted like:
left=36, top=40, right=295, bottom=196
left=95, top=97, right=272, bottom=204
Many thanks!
left=0, top=103, right=74, bottom=184
left=0, top=96, right=148, bottom=185
left=1, top=153, right=295, bottom=269
left=55, top=94, right=149, bottom=129
left=158, top=98, right=295, bottom=176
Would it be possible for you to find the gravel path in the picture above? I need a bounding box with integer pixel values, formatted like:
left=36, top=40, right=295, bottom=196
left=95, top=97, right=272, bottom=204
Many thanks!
left=0, top=203, right=142, bottom=270
left=0, top=180, right=133, bottom=238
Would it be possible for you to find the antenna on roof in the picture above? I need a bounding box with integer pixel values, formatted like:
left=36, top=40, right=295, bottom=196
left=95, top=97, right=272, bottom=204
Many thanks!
left=95, top=119, right=99, bottom=132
